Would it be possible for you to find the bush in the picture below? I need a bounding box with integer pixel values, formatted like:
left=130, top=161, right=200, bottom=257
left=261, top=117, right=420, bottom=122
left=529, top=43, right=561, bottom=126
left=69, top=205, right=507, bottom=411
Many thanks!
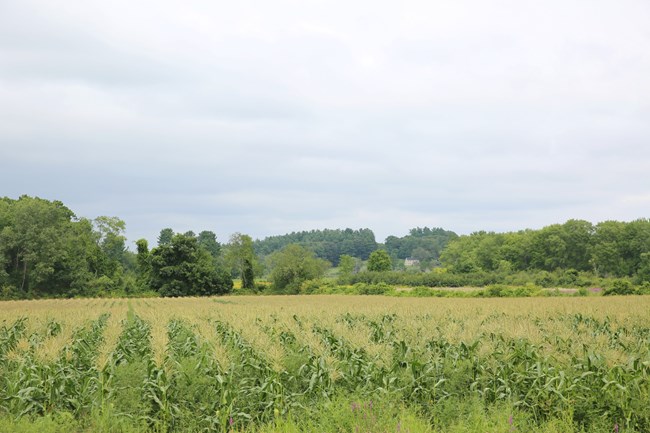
left=534, top=271, right=555, bottom=287
left=1, top=284, right=20, bottom=300
left=353, top=282, right=392, bottom=295
left=638, top=282, right=650, bottom=295
left=603, top=279, right=637, bottom=296
left=300, top=279, right=335, bottom=294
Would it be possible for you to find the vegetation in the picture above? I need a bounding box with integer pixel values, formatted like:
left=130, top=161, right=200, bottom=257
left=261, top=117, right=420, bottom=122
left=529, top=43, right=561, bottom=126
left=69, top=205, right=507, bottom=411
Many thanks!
left=267, top=244, right=330, bottom=292
left=440, top=219, right=650, bottom=280
left=224, top=233, right=257, bottom=290
left=385, top=227, right=458, bottom=268
left=2, top=195, right=650, bottom=299
left=1, top=295, right=649, bottom=432
left=146, top=233, right=232, bottom=297
left=0, top=196, right=134, bottom=298
left=0, top=196, right=234, bottom=299
left=254, top=228, right=378, bottom=265
left=367, top=249, right=393, bottom=272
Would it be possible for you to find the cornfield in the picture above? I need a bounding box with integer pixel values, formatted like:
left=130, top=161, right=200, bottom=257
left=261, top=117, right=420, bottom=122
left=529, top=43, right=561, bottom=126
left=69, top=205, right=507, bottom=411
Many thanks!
left=0, top=295, right=649, bottom=432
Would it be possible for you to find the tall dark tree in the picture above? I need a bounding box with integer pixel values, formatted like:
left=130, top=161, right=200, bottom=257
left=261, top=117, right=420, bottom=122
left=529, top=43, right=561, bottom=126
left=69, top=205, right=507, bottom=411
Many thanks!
left=0, top=196, right=76, bottom=294
left=157, top=228, right=174, bottom=246
left=197, top=230, right=221, bottom=258
left=0, top=196, right=109, bottom=297
left=149, top=233, right=232, bottom=297
left=135, top=238, right=151, bottom=288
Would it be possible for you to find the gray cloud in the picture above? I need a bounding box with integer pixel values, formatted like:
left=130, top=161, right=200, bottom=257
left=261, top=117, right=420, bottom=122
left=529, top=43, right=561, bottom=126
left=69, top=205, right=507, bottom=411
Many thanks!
left=1, top=0, right=649, bottom=246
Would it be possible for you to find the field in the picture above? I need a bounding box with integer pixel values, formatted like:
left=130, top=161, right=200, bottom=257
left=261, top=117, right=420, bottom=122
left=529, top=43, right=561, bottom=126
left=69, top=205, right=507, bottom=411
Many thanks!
left=1, top=295, right=649, bottom=433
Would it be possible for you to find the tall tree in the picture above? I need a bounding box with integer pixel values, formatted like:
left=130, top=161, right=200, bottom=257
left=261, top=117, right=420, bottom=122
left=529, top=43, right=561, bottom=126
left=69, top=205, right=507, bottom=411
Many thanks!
left=158, top=228, right=174, bottom=246
left=93, top=216, right=127, bottom=277
left=135, top=238, right=151, bottom=288
left=0, top=196, right=74, bottom=294
left=225, top=233, right=257, bottom=290
left=197, top=230, right=221, bottom=258
left=149, top=233, right=232, bottom=297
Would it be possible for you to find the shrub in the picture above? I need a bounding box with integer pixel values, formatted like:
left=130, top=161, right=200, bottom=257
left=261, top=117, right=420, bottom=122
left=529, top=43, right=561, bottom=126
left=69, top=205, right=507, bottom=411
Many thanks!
left=603, top=279, right=637, bottom=296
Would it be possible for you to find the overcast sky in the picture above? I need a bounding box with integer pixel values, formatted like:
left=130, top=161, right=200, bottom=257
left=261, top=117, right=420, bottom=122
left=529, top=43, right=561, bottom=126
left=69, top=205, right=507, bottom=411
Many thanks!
left=1, top=0, right=649, bottom=246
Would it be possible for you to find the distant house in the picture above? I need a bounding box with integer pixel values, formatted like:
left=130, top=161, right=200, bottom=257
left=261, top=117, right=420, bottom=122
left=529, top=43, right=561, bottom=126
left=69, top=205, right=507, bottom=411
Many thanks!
left=404, top=258, right=420, bottom=267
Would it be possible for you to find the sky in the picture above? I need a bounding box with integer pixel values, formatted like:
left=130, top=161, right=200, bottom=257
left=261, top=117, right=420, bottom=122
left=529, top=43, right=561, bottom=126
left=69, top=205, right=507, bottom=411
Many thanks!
left=1, top=0, right=649, bottom=247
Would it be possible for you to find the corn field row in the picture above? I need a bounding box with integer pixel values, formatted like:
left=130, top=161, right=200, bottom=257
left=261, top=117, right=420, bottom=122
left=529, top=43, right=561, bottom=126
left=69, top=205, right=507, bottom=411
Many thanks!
left=0, top=296, right=649, bottom=432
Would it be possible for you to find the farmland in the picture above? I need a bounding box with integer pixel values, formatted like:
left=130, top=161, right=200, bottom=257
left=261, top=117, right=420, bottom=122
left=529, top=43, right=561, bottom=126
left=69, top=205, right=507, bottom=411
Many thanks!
left=1, top=295, right=649, bottom=432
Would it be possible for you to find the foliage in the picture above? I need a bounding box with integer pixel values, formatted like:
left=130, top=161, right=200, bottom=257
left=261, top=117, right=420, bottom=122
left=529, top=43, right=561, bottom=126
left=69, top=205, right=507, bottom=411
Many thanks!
left=367, top=250, right=392, bottom=272
left=224, top=233, right=257, bottom=290
left=149, top=233, right=232, bottom=297
left=196, top=230, right=221, bottom=258
left=440, top=219, right=650, bottom=280
left=267, top=244, right=330, bottom=292
left=2, top=297, right=650, bottom=432
left=157, top=228, right=174, bottom=246
left=603, top=279, right=637, bottom=296
left=254, top=228, right=377, bottom=264
left=384, top=227, right=458, bottom=268
left=0, top=196, right=135, bottom=298
left=337, top=254, right=357, bottom=278
left=2, top=196, right=649, bottom=300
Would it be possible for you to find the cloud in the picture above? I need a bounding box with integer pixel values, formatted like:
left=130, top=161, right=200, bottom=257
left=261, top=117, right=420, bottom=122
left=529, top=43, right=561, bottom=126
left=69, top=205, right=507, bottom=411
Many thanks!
left=1, top=0, right=649, bottom=245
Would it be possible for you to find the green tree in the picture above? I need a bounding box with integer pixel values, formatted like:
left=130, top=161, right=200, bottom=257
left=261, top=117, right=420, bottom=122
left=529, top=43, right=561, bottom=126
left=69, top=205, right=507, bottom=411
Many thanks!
left=338, top=254, right=356, bottom=276
left=367, top=250, right=392, bottom=272
left=225, top=233, right=257, bottom=290
left=93, top=216, right=127, bottom=278
left=0, top=196, right=118, bottom=298
left=149, top=233, right=232, bottom=297
left=637, top=252, right=650, bottom=283
left=385, top=227, right=457, bottom=262
left=135, top=238, right=151, bottom=289
left=254, top=228, right=378, bottom=264
left=157, top=228, right=174, bottom=246
left=440, top=235, right=480, bottom=273
left=197, top=230, right=221, bottom=258
left=268, top=244, right=330, bottom=292
left=0, top=196, right=75, bottom=295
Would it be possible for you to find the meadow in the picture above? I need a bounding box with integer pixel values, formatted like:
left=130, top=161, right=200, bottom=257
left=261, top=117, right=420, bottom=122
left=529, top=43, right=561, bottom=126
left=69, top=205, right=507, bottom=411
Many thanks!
left=1, top=295, right=649, bottom=432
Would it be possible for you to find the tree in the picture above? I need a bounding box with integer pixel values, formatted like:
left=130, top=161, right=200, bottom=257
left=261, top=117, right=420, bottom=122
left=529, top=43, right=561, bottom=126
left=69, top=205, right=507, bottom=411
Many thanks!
left=253, top=228, right=378, bottom=263
left=268, top=244, right=330, bottom=292
left=158, top=228, right=174, bottom=246
left=0, top=196, right=76, bottom=295
left=338, top=254, right=356, bottom=276
left=225, top=233, right=257, bottom=290
left=367, top=250, right=392, bottom=272
left=135, top=238, right=151, bottom=288
left=149, top=233, right=232, bottom=297
left=197, top=230, right=221, bottom=258
left=0, top=196, right=123, bottom=298
left=93, top=216, right=127, bottom=277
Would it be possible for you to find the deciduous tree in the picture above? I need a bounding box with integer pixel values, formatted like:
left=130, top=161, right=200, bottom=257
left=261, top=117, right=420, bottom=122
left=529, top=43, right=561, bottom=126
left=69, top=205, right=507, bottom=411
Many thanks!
left=268, top=244, right=330, bottom=291
left=367, top=249, right=392, bottom=272
left=149, top=233, right=232, bottom=297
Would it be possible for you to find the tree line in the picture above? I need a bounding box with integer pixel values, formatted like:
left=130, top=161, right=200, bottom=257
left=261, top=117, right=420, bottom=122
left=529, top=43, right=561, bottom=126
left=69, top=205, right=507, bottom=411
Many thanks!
left=253, top=228, right=378, bottom=265
left=1, top=196, right=649, bottom=299
left=440, top=219, right=650, bottom=280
